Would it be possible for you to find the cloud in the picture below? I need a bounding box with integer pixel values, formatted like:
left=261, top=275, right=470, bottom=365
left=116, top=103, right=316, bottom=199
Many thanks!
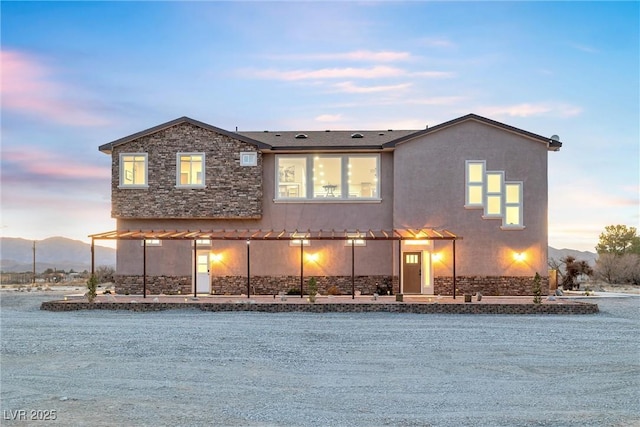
left=315, top=114, right=343, bottom=122
left=476, top=102, right=583, bottom=118
left=567, top=42, right=599, bottom=54
left=0, top=50, right=109, bottom=127
left=265, top=50, right=412, bottom=62
left=247, top=65, right=406, bottom=81
left=2, top=147, right=110, bottom=181
left=332, top=81, right=412, bottom=94
left=419, top=37, right=456, bottom=48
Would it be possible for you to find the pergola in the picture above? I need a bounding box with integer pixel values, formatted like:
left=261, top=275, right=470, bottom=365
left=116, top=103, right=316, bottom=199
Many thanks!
left=90, top=228, right=462, bottom=299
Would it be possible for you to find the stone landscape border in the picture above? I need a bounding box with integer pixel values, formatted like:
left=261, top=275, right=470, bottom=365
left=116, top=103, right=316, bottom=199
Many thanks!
left=40, top=298, right=599, bottom=315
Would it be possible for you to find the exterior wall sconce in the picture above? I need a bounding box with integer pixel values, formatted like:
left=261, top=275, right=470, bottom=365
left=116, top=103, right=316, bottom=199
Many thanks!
left=431, top=253, right=443, bottom=262
left=305, top=253, right=319, bottom=263
left=211, top=253, right=223, bottom=263
left=513, top=252, right=526, bottom=262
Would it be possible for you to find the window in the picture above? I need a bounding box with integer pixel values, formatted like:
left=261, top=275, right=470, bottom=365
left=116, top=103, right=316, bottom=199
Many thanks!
left=141, top=239, right=161, bottom=246
left=484, top=171, right=504, bottom=217
left=177, top=153, right=204, bottom=187
left=276, top=154, right=380, bottom=201
left=503, top=182, right=523, bottom=228
left=289, top=233, right=310, bottom=246
left=196, top=239, right=211, bottom=246
left=344, top=233, right=366, bottom=246
left=240, top=152, right=257, bottom=166
left=120, top=153, right=148, bottom=187
left=465, top=161, right=485, bottom=207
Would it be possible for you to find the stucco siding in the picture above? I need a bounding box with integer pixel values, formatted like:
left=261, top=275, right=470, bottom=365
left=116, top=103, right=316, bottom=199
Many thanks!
left=393, top=120, right=548, bottom=277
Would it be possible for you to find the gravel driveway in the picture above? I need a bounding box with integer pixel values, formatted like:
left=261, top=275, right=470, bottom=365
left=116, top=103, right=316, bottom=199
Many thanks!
left=1, top=291, right=638, bottom=426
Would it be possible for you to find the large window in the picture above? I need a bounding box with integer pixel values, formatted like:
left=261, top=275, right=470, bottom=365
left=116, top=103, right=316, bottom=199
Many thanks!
left=503, top=182, right=523, bottom=228
left=484, top=171, right=504, bottom=217
left=120, top=153, right=148, bottom=187
left=465, top=160, right=485, bottom=207
left=276, top=154, right=379, bottom=201
left=177, top=153, right=204, bottom=187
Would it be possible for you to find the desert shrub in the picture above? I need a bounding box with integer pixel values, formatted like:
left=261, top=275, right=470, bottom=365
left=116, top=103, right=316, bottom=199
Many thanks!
left=532, top=272, right=542, bottom=304
left=86, top=274, right=98, bottom=303
left=327, top=285, right=341, bottom=295
left=95, top=265, right=115, bottom=284
left=286, top=287, right=301, bottom=295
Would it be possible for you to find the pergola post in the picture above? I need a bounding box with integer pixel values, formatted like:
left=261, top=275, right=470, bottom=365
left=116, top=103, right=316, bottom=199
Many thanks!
left=90, top=239, right=95, bottom=277
left=351, top=239, right=355, bottom=299
left=193, top=239, right=197, bottom=298
left=397, top=239, right=402, bottom=295
left=452, top=239, right=457, bottom=299
left=299, top=239, right=304, bottom=298
left=143, top=239, right=147, bottom=299
left=246, top=240, right=251, bottom=298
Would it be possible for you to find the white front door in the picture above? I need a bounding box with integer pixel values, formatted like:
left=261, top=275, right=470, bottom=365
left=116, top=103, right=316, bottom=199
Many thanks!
left=195, top=252, right=210, bottom=294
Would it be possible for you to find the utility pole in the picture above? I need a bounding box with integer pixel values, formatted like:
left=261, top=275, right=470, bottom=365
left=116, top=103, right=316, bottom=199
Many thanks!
left=32, top=241, right=36, bottom=285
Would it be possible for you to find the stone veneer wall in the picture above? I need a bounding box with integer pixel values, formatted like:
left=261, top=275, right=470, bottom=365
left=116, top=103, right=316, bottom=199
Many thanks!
left=434, top=276, right=549, bottom=296
left=116, top=275, right=191, bottom=295
left=111, top=122, right=262, bottom=218
left=116, top=274, right=547, bottom=296
left=212, top=275, right=394, bottom=295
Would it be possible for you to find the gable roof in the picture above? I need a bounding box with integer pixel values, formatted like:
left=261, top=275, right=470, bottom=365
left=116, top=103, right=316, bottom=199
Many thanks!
left=382, top=113, right=562, bottom=151
left=237, top=129, right=418, bottom=151
left=99, top=113, right=561, bottom=155
left=98, top=116, right=271, bottom=154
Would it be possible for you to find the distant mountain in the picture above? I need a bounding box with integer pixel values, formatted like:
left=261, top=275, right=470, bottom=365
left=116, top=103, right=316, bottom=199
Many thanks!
left=0, top=237, right=116, bottom=273
left=548, top=247, right=598, bottom=266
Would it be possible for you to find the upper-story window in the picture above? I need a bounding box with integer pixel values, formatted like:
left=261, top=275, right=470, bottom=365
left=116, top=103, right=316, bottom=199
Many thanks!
left=120, top=153, right=148, bottom=188
left=484, top=171, right=504, bottom=218
left=177, top=153, right=205, bottom=187
left=276, top=154, right=380, bottom=201
left=465, top=160, right=485, bottom=207
left=503, top=182, right=523, bottom=228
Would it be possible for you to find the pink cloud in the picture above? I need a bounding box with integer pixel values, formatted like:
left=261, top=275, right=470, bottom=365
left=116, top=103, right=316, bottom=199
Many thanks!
left=0, top=50, right=109, bottom=126
left=249, top=65, right=406, bottom=80
left=266, top=50, right=413, bottom=62
left=3, top=147, right=110, bottom=180
left=476, top=102, right=583, bottom=118
left=333, top=81, right=412, bottom=94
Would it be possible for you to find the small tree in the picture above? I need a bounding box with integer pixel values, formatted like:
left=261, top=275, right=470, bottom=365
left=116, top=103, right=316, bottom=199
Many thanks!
left=596, top=225, right=640, bottom=255
left=560, top=256, right=593, bottom=290
left=86, top=274, right=98, bottom=303
left=95, top=265, right=115, bottom=284
left=307, top=277, right=318, bottom=303
left=532, top=272, right=542, bottom=304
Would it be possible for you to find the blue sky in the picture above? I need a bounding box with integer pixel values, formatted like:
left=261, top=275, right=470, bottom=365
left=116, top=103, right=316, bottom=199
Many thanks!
left=1, top=1, right=638, bottom=252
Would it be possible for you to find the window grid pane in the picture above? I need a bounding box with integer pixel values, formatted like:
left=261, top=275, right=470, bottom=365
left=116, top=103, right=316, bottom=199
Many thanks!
left=122, top=154, right=147, bottom=186
left=179, top=154, right=204, bottom=186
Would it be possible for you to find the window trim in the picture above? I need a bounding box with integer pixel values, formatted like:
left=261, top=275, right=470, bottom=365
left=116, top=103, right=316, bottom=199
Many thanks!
left=483, top=171, right=504, bottom=219
left=275, top=154, right=381, bottom=202
left=464, top=160, right=485, bottom=208
left=240, top=152, right=257, bottom=166
left=119, top=153, right=148, bottom=188
left=501, top=181, right=525, bottom=229
left=176, top=152, right=205, bottom=188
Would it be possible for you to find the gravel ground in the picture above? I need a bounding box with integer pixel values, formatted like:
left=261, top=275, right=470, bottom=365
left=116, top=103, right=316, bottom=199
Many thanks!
left=1, top=291, right=638, bottom=427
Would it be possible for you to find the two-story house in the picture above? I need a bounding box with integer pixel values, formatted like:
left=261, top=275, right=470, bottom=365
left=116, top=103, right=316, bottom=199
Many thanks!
left=92, top=113, right=561, bottom=297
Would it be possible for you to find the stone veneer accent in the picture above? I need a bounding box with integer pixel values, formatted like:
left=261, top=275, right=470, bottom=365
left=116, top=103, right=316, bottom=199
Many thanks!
left=112, top=122, right=262, bottom=218
left=211, top=275, right=395, bottom=296
left=116, top=275, right=191, bottom=295
left=41, top=300, right=600, bottom=315
left=434, top=276, right=550, bottom=296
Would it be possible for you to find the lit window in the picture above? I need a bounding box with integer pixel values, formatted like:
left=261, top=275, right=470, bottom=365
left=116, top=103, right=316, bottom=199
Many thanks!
left=344, top=233, right=366, bottom=246
left=503, top=182, right=523, bottom=228
left=141, top=239, right=161, bottom=246
left=289, top=233, right=310, bottom=246
left=177, top=153, right=205, bottom=187
left=277, top=157, right=307, bottom=199
left=465, top=161, right=485, bottom=207
left=120, top=153, right=148, bottom=187
left=484, top=171, right=504, bottom=217
left=275, top=154, right=380, bottom=201
left=196, top=239, right=211, bottom=246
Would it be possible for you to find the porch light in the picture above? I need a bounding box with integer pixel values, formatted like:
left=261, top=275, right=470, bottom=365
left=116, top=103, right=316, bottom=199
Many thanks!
left=513, top=252, right=526, bottom=262
left=432, top=253, right=442, bottom=262
left=305, top=253, right=319, bottom=263
left=211, top=253, right=223, bottom=263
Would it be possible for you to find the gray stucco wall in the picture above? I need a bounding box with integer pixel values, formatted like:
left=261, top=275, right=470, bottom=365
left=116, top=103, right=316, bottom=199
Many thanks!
left=111, top=123, right=263, bottom=218
left=393, top=119, right=549, bottom=277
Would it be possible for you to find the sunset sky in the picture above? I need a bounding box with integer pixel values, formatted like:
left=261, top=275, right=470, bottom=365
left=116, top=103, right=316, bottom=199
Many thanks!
left=1, top=1, right=638, bottom=252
